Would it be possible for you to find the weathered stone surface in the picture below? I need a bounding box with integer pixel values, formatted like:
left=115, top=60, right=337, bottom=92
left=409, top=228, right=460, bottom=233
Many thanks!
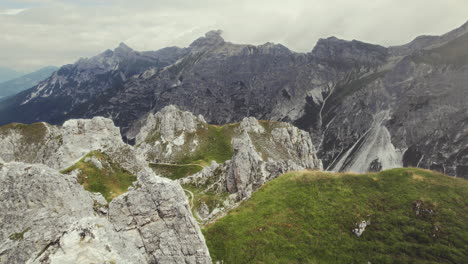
left=0, top=117, right=125, bottom=170
left=352, top=220, right=371, bottom=237
left=0, top=160, right=211, bottom=263
left=133, top=105, right=205, bottom=163
left=135, top=105, right=202, bottom=144
left=110, top=168, right=211, bottom=263
left=0, top=163, right=95, bottom=264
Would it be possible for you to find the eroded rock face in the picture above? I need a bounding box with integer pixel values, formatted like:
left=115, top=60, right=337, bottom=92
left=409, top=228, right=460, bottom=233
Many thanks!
left=110, top=168, right=210, bottom=263
left=135, top=105, right=202, bottom=143
left=0, top=163, right=211, bottom=264
left=133, top=105, right=205, bottom=163
left=223, top=117, right=322, bottom=199
left=0, top=162, right=96, bottom=264
left=0, top=117, right=126, bottom=170
left=0, top=116, right=212, bottom=263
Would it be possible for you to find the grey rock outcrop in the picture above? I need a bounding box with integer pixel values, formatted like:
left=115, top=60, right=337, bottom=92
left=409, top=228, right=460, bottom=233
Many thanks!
left=0, top=116, right=127, bottom=170
left=222, top=117, right=322, bottom=199
left=0, top=162, right=211, bottom=264
left=352, top=220, right=371, bottom=237
left=0, top=115, right=212, bottom=263
left=133, top=105, right=205, bottom=163
left=110, top=168, right=210, bottom=263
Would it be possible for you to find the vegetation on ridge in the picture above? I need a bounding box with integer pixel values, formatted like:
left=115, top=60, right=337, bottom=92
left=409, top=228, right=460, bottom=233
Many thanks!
left=204, top=168, right=468, bottom=264
left=177, top=123, right=236, bottom=166
left=61, top=151, right=137, bottom=202
left=148, top=123, right=236, bottom=177
left=149, top=163, right=203, bottom=180
left=0, top=122, right=48, bottom=145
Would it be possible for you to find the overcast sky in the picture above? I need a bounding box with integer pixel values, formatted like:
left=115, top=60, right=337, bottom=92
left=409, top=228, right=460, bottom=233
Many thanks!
left=1, top=0, right=467, bottom=72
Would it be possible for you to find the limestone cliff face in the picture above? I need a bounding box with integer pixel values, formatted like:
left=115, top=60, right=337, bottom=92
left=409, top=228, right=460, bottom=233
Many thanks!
left=223, top=117, right=322, bottom=199
left=133, top=105, right=206, bottom=164
left=0, top=117, right=126, bottom=170
left=0, top=117, right=212, bottom=263
left=109, top=168, right=210, bottom=263
left=0, top=163, right=98, bottom=264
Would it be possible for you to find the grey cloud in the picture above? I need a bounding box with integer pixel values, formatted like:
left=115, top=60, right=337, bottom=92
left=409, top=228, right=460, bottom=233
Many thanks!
left=0, top=0, right=466, bottom=71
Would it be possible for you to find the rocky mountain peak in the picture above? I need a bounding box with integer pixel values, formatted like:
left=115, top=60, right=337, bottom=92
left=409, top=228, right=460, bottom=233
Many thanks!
left=389, top=20, right=468, bottom=56
left=311, top=36, right=388, bottom=64
left=246, top=42, right=292, bottom=56
left=74, top=43, right=138, bottom=71
left=114, top=42, right=134, bottom=54
left=135, top=105, right=206, bottom=145
left=239, top=117, right=266, bottom=133
left=189, top=30, right=225, bottom=51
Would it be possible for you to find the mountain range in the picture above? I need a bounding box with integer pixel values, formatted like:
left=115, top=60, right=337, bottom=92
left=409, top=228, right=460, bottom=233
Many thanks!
left=0, top=23, right=466, bottom=178
left=0, top=67, right=24, bottom=83
left=0, top=66, right=58, bottom=98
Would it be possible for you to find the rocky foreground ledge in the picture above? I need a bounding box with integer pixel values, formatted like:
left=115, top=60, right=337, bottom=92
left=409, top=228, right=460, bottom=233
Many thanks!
left=0, top=115, right=212, bottom=263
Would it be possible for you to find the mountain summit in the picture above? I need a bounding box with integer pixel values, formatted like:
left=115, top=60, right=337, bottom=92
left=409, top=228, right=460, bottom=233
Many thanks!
left=189, top=30, right=225, bottom=51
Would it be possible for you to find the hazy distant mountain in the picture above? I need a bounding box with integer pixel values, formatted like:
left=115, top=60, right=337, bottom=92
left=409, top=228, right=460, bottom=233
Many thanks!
left=0, top=22, right=466, bottom=178
left=0, top=67, right=24, bottom=83
left=0, top=66, right=58, bottom=98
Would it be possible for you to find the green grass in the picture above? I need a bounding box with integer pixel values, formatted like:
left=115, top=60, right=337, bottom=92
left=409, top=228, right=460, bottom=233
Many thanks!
left=61, top=151, right=137, bottom=202
left=143, top=122, right=236, bottom=167
left=149, top=163, right=203, bottom=180
left=204, top=168, right=468, bottom=264
left=176, top=123, right=236, bottom=166
left=9, top=228, right=30, bottom=241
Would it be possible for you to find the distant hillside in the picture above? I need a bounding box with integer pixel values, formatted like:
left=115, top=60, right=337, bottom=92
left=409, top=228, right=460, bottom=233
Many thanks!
left=204, top=168, right=468, bottom=264
left=0, top=67, right=23, bottom=83
left=0, top=66, right=58, bottom=97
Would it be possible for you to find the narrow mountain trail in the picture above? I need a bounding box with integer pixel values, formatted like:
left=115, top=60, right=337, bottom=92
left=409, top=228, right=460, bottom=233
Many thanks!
left=183, top=188, right=195, bottom=209
left=151, top=162, right=204, bottom=169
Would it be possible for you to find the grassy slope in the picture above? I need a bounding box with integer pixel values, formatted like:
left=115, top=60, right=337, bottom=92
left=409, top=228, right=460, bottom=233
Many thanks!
left=61, top=151, right=136, bottom=202
left=149, top=163, right=203, bottom=180
left=148, top=123, right=236, bottom=178
left=176, top=123, right=236, bottom=166
left=204, top=168, right=468, bottom=264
